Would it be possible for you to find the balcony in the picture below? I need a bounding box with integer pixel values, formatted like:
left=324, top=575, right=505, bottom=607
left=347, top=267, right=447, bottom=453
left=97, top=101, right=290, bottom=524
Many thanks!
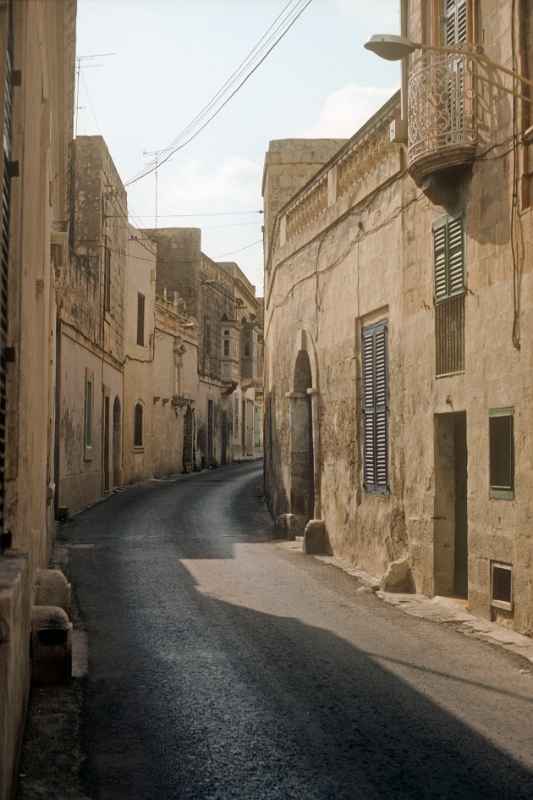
left=408, top=52, right=477, bottom=181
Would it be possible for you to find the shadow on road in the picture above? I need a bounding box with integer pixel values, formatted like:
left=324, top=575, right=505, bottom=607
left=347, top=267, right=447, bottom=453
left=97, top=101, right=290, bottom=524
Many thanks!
left=64, top=463, right=533, bottom=800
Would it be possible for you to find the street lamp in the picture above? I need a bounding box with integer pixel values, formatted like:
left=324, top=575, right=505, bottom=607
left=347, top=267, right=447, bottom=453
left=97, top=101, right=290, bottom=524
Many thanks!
left=364, top=34, right=533, bottom=100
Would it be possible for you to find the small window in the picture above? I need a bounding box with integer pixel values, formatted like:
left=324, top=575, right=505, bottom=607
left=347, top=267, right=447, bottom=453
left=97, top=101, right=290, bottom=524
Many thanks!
left=104, top=247, right=111, bottom=313
left=137, top=293, right=145, bottom=346
left=491, top=562, right=513, bottom=611
left=134, top=403, right=143, bottom=447
left=84, top=372, right=93, bottom=448
left=489, top=409, right=514, bottom=499
left=234, top=396, right=239, bottom=436
left=244, top=342, right=250, bottom=357
left=204, top=320, right=211, bottom=355
left=224, top=339, right=230, bottom=357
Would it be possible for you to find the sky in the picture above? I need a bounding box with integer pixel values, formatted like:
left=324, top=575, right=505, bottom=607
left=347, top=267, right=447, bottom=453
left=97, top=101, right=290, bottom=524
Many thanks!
left=76, top=0, right=401, bottom=294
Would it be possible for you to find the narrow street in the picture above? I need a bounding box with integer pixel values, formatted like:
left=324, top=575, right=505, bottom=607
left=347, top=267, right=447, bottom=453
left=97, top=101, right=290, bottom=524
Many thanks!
left=66, top=462, right=533, bottom=800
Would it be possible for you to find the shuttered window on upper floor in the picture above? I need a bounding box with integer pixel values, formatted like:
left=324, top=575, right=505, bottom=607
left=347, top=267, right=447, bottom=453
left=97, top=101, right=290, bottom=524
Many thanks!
left=362, top=321, right=389, bottom=494
left=443, top=0, right=468, bottom=46
left=434, top=215, right=465, bottom=376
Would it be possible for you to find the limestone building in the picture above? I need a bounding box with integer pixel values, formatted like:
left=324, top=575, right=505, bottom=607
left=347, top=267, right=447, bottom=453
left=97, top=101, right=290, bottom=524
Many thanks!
left=55, top=136, right=126, bottom=513
left=218, top=262, right=264, bottom=460
left=0, top=2, right=76, bottom=798
left=123, top=226, right=199, bottom=483
left=263, top=1, right=533, bottom=636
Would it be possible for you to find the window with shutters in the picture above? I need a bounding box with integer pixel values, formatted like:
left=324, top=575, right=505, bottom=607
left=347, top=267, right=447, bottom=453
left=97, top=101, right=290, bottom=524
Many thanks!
left=84, top=370, right=94, bottom=458
left=137, top=293, right=145, bottom=346
left=443, top=0, right=468, bottom=47
left=0, top=8, right=14, bottom=543
left=433, top=215, right=465, bottom=376
left=361, top=321, right=389, bottom=494
left=134, top=402, right=143, bottom=448
left=489, top=408, right=514, bottom=499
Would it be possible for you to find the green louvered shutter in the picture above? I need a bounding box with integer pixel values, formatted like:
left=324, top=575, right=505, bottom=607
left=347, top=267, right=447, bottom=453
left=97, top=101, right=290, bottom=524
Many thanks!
left=362, top=321, right=389, bottom=493
left=433, top=216, right=465, bottom=301
left=434, top=216, right=466, bottom=376
left=447, top=216, right=465, bottom=295
left=433, top=222, right=448, bottom=301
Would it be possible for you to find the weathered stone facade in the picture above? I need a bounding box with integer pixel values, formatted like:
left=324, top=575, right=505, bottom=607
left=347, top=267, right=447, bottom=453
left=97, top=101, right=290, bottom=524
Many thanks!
left=56, top=136, right=126, bottom=513
left=264, top=1, right=533, bottom=636
left=0, top=3, right=76, bottom=797
left=123, top=226, right=199, bottom=483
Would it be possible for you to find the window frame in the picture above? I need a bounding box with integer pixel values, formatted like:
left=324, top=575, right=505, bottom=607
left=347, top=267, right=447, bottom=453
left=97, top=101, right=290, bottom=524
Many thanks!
left=489, top=407, right=515, bottom=500
left=133, top=402, right=144, bottom=449
left=84, top=369, right=94, bottom=460
left=137, top=292, right=145, bottom=347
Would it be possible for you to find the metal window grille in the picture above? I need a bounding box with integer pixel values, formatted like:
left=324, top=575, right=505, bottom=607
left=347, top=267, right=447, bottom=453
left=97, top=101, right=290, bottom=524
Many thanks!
left=361, top=321, right=389, bottom=493
left=489, top=410, right=514, bottom=498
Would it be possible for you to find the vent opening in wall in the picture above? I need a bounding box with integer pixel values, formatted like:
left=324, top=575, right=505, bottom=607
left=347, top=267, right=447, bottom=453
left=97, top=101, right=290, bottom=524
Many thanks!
left=491, top=562, right=513, bottom=611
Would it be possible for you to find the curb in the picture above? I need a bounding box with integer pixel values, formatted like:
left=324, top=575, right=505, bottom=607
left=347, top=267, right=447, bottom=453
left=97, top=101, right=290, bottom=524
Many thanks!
left=278, top=542, right=533, bottom=668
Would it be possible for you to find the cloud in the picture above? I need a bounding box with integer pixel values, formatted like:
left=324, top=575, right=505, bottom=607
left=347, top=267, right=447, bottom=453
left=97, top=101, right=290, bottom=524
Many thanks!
left=155, top=156, right=262, bottom=216
left=303, top=84, right=398, bottom=139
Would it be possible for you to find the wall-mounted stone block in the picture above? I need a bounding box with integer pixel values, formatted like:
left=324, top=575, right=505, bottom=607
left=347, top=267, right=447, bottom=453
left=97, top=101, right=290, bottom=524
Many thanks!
left=303, top=519, right=331, bottom=555
left=380, top=558, right=415, bottom=594
left=34, top=569, right=72, bottom=618
left=31, top=606, right=72, bottom=686
left=275, top=513, right=297, bottom=541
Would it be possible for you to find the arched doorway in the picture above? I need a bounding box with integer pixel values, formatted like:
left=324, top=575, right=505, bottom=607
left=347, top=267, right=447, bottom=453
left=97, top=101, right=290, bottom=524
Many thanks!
left=183, top=405, right=194, bottom=472
left=112, top=396, right=121, bottom=487
left=290, top=349, right=315, bottom=528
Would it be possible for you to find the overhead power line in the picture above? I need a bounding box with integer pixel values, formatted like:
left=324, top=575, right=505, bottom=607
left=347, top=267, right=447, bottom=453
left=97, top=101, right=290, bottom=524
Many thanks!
left=159, top=0, right=297, bottom=157
left=125, top=0, right=313, bottom=187
left=214, top=239, right=263, bottom=259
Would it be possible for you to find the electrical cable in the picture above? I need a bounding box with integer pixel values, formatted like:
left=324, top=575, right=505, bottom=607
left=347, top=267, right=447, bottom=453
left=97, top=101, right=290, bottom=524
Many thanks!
left=125, top=0, right=313, bottom=186
left=214, top=239, right=263, bottom=259
left=159, top=0, right=299, bottom=157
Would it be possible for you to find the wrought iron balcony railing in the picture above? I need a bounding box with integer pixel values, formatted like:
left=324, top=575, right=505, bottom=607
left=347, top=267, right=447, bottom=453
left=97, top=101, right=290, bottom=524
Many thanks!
left=408, top=52, right=477, bottom=180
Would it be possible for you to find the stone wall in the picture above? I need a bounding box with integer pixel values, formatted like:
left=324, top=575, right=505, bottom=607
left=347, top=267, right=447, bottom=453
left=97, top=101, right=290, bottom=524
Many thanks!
left=263, top=1, right=533, bottom=639
left=0, top=2, right=76, bottom=798
left=57, top=136, right=126, bottom=513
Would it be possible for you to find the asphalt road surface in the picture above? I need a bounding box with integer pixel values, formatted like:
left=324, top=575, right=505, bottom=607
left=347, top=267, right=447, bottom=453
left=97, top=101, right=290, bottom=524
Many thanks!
left=67, top=462, right=533, bottom=800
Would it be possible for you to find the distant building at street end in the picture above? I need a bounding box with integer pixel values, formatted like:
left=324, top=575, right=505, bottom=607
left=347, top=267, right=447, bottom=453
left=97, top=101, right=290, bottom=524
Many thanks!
left=123, top=225, right=199, bottom=484
left=143, top=227, right=264, bottom=468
